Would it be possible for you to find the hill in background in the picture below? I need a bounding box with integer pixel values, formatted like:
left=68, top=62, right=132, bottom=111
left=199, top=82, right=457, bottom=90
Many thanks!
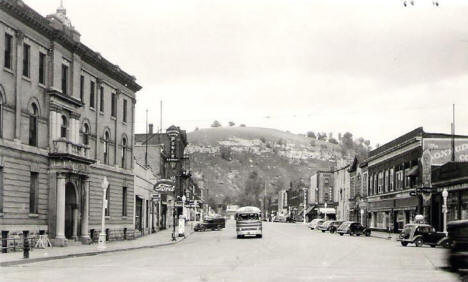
left=187, top=127, right=370, bottom=207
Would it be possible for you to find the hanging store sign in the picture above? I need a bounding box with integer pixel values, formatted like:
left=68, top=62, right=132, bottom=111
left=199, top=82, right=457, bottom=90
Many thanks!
left=421, top=149, right=432, bottom=188
left=154, top=179, right=175, bottom=193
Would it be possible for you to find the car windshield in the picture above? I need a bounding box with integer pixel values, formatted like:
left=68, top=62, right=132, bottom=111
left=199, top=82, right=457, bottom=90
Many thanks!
left=237, top=213, right=259, bottom=221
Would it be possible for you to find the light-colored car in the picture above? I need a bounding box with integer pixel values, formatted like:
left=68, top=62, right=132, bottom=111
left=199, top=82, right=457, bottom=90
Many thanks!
left=308, top=219, right=324, bottom=230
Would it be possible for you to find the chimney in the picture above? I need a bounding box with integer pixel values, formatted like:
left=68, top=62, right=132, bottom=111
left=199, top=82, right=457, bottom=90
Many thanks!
left=149, top=123, right=154, bottom=134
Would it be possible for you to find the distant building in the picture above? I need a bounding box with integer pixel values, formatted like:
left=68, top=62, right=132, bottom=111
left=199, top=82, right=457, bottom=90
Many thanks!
left=307, top=171, right=336, bottom=221
left=226, top=205, right=239, bottom=219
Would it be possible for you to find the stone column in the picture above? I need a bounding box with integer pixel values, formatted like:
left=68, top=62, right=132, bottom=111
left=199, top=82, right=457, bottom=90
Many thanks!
left=72, top=208, right=79, bottom=240
left=80, top=179, right=91, bottom=243
left=55, top=174, right=67, bottom=246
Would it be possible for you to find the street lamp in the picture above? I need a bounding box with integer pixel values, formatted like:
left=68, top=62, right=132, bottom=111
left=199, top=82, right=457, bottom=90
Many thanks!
left=324, top=202, right=328, bottom=221
left=360, top=209, right=364, bottom=226
left=97, top=176, right=109, bottom=250
left=442, top=188, right=448, bottom=234
left=303, top=188, right=307, bottom=224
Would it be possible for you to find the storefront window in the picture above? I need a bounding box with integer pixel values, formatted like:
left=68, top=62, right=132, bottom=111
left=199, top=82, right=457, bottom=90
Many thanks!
left=462, top=190, right=468, bottom=220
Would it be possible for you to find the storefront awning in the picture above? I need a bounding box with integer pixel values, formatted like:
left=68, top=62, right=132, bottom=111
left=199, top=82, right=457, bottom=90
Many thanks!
left=318, top=208, right=336, bottom=215
left=305, top=206, right=316, bottom=215
left=407, top=166, right=419, bottom=177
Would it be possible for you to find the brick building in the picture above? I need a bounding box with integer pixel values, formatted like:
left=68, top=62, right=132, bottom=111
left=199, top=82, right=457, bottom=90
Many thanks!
left=0, top=1, right=141, bottom=246
left=366, top=127, right=468, bottom=231
left=308, top=171, right=336, bottom=221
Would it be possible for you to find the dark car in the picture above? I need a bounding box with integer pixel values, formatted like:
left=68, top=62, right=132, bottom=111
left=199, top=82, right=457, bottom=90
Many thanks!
left=195, top=217, right=226, bottom=231
left=337, top=222, right=371, bottom=237
left=398, top=224, right=449, bottom=248
left=447, top=220, right=468, bottom=272
left=286, top=217, right=296, bottom=223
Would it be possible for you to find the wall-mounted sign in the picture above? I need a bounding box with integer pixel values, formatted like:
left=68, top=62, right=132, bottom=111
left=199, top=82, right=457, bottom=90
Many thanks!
left=154, top=179, right=175, bottom=193
left=423, top=138, right=468, bottom=165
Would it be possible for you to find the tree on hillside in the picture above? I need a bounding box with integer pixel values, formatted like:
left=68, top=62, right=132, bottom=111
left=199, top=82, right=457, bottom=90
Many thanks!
left=317, top=132, right=327, bottom=141
left=220, top=146, right=233, bottom=161
left=328, top=137, right=339, bottom=144
left=338, top=132, right=342, bottom=143
left=307, top=131, right=316, bottom=139
left=328, top=132, right=333, bottom=140
left=211, top=120, right=222, bottom=127
left=342, top=132, right=354, bottom=150
left=194, top=127, right=199, bottom=131
left=228, top=121, right=235, bottom=127
left=239, top=124, right=246, bottom=127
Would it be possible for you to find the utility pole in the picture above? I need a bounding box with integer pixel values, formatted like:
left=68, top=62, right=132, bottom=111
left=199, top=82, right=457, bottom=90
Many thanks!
left=451, top=104, right=455, bottom=162
left=145, top=109, right=148, bottom=166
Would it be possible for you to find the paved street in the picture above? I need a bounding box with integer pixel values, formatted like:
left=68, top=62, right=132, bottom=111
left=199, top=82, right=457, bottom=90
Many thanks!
left=0, top=221, right=459, bottom=282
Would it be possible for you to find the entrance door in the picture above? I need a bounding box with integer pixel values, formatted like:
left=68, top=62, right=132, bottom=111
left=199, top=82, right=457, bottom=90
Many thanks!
left=65, top=183, right=77, bottom=239
left=135, top=196, right=143, bottom=231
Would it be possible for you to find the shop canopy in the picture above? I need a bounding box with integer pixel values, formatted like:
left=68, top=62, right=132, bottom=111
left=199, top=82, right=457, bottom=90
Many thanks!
left=407, top=166, right=419, bottom=177
left=318, top=208, right=336, bottom=215
left=305, top=206, right=316, bottom=215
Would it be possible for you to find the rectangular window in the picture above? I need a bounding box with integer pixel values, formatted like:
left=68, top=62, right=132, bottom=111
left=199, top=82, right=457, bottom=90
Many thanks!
left=105, top=186, right=110, bottom=216
left=99, top=86, right=104, bottom=112
left=111, top=93, right=116, bottom=117
left=80, top=75, right=84, bottom=102
left=29, top=172, right=38, bottom=214
left=123, top=99, right=127, bottom=122
left=23, top=43, right=30, bottom=77
left=90, top=81, right=95, bottom=108
left=39, top=52, right=46, bottom=85
left=4, top=33, right=12, bottom=69
left=61, top=64, right=68, bottom=95
left=0, top=167, right=3, bottom=213
left=122, top=187, right=127, bottom=216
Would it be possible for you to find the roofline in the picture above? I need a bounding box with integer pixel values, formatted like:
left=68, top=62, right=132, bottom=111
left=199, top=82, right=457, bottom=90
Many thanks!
left=0, top=0, right=142, bottom=92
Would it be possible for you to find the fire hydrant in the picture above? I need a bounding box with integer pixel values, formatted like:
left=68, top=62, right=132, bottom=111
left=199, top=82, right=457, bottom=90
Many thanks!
left=23, top=236, right=30, bottom=259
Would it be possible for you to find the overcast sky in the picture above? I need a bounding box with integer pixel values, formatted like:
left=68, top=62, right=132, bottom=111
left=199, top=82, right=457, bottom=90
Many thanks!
left=26, top=0, right=468, bottom=145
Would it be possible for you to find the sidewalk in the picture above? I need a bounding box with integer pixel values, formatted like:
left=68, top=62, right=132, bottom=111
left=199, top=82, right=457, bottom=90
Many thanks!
left=0, top=223, right=195, bottom=267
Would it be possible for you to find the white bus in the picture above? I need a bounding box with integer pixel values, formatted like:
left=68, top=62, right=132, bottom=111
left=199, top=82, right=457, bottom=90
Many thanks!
left=235, top=206, right=262, bottom=239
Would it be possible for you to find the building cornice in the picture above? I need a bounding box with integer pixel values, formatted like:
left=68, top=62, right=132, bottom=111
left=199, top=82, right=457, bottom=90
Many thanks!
left=0, top=0, right=142, bottom=92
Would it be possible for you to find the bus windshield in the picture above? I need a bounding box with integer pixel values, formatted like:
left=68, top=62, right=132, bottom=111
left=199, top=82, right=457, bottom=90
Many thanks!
left=237, top=213, right=259, bottom=221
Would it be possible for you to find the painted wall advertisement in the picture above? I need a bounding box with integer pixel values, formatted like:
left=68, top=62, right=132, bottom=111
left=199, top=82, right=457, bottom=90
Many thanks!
left=423, top=139, right=468, bottom=165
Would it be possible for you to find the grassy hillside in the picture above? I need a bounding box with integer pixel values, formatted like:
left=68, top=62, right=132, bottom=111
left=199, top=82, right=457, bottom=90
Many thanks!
left=187, top=127, right=354, bottom=205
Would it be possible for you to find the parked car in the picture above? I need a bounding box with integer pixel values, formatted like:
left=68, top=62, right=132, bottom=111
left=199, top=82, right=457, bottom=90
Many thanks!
left=308, top=219, right=324, bottom=230
left=327, top=221, right=344, bottom=234
left=398, top=224, right=449, bottom=248
left=286, top=217, right=296, bottom=223
left=337, top=222, right=371, bottom=236
left=274, top=215, right=287, bottom=223
left=447, top=220, right=468, bottom=272
left=317, top=221, right=334, bottom=232
left=196, top=217, right=226, bottom=231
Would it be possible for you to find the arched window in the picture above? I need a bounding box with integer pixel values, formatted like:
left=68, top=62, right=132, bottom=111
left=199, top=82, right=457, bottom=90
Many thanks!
left=29, top=103, right=38, bottom=146
left=83, top=123, right=90, bottom=145
left=121, top=136, right=127, bottom=169
left=103, top=131, right=110, bottom=165
left=60, top=115, right=68, bottom=138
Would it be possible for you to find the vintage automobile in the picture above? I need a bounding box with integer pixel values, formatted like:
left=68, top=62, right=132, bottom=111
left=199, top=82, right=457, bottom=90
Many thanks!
left=286, top=217, right=296, bottom=223
left=327, top=221, right=344, bottom=234
left=308, top=219, right=324, bottom=230
left=398, top=224, right=450, bottom=248
left=273, top=215, right=287, bottom=223
left=317, top=221, right=333, bottom=232
left=447, top=220, right=468, bottom=272
left=337, top=221, right=371, bottom=236
left=194, top=217, right=226, bottom=232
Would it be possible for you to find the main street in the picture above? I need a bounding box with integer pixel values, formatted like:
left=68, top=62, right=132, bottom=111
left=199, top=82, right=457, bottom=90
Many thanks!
left=1, top=221, right=458, bottom=282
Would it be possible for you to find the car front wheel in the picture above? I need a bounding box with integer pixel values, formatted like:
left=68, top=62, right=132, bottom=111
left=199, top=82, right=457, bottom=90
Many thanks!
left=339, top=233, right=343, bottom=236
left=415, top=238, right=424, bottom=247
left=401, top=241, right=408, bottom=247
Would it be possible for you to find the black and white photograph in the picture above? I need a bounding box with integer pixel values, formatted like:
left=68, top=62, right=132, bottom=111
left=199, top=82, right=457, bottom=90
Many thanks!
left=0, top=0, right=468, bottom=281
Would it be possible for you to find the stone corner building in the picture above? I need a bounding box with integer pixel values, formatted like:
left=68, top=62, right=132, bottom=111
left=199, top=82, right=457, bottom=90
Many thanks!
left=0, top=1, right=141, bottom=247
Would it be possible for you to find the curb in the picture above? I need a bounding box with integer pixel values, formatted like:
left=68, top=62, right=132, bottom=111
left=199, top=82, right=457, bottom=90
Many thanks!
left=0, top=230, right=194, bottom=267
